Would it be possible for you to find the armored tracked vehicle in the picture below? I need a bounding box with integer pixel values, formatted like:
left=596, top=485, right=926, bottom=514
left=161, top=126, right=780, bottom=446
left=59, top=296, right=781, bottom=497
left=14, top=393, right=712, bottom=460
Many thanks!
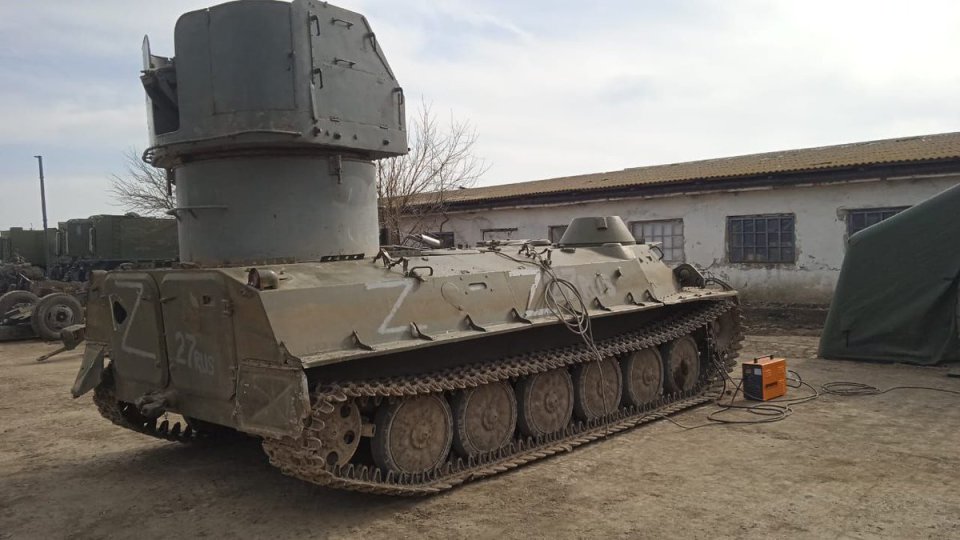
left=72, top=0, right=743, bottom=495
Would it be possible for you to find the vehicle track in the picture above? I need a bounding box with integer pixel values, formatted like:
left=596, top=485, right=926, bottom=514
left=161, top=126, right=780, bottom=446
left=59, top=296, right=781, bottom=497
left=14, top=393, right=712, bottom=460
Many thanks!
left=262, top=299, right=743, bottom=495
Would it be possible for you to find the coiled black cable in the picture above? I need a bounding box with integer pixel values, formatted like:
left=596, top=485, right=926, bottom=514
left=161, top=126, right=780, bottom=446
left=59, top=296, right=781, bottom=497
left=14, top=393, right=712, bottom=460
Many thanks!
left=820, top=381, right=960, bottom=397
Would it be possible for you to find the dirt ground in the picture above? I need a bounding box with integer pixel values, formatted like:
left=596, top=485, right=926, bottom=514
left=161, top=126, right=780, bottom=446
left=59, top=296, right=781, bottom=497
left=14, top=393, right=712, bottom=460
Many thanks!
left=2, top=335, right=959, bottom=540
left=741, top=303, right=829, bottom=336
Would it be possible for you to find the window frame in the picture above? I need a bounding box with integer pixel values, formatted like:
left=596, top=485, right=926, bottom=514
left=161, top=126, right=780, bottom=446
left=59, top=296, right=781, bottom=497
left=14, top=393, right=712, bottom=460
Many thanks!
left=481, top=227, right=518, bottom=242
left=629, top=218, right=685, bottom=263
left=726, top=213, right=796, bottom=264
left=845, top=206, right=909, bottom=237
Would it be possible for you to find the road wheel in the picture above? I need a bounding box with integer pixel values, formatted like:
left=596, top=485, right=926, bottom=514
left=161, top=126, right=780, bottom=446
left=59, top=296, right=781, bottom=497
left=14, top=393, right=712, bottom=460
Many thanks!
left=662, top=335, right=701, bottom=394
left=573, top=357, right=622, bottom=420
left=451, top=381, right=517, bottom=457
left=31, top=293, right=84, bottom=341
left=0, top=290, right=39, bottom=317
left=621, top=348, right=664, bottom=406
left=517, top=369, right=574, bottom=437
left=372, top=394, right=453, bottom=474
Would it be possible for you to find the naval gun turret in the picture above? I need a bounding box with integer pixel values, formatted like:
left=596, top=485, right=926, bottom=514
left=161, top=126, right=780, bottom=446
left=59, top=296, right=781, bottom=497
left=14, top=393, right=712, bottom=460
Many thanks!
left=141, top=0, right=405, bottom=266
left=73, top=0, right=744, bottom=495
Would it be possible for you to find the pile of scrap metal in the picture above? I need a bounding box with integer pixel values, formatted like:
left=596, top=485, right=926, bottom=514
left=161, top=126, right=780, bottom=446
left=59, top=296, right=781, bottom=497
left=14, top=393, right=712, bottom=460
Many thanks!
left=0, top=282, right=86, bottom=342
left=0, top=260, right=45, bottom=293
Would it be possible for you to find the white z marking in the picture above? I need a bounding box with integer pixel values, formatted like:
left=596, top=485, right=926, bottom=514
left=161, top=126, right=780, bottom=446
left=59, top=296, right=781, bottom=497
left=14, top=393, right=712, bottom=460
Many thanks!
left=524, top=270, right=552, bottom=318
left=366, top=279, right=416, bottom=334
left=114, top=280, right=157, bottom=361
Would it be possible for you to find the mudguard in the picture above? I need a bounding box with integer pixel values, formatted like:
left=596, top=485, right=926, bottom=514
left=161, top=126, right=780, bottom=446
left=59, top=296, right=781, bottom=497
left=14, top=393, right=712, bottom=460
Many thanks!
left=71, top=343, right=107, bottom=398
left=234, top=361, right=311, bottom=439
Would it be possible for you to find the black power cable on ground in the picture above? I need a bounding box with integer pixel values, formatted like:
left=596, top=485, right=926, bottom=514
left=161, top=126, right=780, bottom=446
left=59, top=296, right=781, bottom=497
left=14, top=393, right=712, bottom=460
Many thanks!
left=706, top=366, right=820, bottom=425
left=657, top=359, right=960, bottom=430
left=653, top=359, right=817, bottom=430
left=820, top=381, right=960, bottom=397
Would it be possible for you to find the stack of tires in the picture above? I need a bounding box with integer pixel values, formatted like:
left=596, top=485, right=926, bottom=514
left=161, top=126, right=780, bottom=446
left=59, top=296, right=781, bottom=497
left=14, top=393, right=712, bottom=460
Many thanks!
left=0, top=291, right=84, bottom=340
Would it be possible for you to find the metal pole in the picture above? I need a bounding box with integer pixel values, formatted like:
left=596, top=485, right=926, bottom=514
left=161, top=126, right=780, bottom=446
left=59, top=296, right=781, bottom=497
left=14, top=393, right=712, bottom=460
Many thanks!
left=34, top=155, right=50, bottom=271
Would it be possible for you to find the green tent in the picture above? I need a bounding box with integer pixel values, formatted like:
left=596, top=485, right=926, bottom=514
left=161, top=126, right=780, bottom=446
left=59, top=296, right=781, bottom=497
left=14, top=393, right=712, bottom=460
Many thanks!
left=819, top=183, right=960, bottom=365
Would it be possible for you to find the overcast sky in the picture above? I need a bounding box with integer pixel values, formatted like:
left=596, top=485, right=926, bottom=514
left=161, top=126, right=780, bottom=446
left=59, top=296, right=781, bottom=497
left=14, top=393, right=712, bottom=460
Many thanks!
left=1, top=0, right=958, bottom=229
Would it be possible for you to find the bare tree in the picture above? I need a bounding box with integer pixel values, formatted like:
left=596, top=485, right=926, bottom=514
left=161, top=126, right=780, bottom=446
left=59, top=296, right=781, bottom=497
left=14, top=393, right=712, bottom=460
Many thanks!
left=378, top=101, right=489, bottom=244
left=108, top=148, right=174, bottom=217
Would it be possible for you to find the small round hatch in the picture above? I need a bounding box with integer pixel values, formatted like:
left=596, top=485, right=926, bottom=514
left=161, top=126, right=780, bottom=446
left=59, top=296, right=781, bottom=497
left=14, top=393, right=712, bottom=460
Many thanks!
left=557, top=216, right=636, bottom=247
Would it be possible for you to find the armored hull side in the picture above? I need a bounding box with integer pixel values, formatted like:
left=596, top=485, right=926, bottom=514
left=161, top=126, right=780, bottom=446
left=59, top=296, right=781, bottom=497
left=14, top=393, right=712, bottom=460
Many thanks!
left=77, top=241, right=742, bottom=493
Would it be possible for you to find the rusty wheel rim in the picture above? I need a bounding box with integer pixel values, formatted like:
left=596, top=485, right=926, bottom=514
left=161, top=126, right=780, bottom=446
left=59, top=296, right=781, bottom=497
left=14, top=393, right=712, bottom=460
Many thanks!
left=517, top=369, right=574, bottom=437
left=666, top=336, right=700, bottom=393
left=452, top=381, right=517, bottom=456
left=374, top=394, right=452, bottom=474
left=622, top=348, right=663, bottom=406
left=574, top=357, right=622, bottom=420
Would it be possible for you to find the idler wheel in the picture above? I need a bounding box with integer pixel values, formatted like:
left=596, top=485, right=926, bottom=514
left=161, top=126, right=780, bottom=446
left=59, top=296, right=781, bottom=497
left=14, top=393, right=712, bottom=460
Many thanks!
left=620, top=348, right=664, bottom=406
left=314, top=401, right=362, bottom=467
left=573, top=357, right=622, bottom=420
left=451, top=381, right=517, bottom=457
left=663, top=335, right=701, bottom=394
left=372, top=394, right=453, bottom=474
left=517, top=369, right=574, bottom=437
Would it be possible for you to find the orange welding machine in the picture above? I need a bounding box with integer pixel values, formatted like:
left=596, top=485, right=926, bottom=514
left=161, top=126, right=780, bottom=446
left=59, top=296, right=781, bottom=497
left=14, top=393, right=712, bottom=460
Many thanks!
left=741, top=356, right=787, bottom=401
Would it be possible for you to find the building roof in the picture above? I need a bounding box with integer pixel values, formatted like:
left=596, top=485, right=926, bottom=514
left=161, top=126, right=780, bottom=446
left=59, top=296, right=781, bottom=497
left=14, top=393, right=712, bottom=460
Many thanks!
left=441, top=131, right=960, bottom=206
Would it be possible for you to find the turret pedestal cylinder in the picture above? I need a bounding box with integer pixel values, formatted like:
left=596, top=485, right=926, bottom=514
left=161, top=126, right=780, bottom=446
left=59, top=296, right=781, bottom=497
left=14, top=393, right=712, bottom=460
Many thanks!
left=174, top=155, right=378, bottom=266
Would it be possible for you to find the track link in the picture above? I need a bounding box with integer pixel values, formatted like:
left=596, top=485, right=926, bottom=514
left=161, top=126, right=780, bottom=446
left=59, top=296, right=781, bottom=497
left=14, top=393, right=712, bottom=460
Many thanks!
left=262, top=299, right=744, bottom=495
left=93, top=368, right=225, bottom=444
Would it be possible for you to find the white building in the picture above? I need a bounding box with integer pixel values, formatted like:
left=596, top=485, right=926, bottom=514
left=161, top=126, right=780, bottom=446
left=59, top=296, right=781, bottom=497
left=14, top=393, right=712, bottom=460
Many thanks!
left=401, top=132, right=960, bottom=305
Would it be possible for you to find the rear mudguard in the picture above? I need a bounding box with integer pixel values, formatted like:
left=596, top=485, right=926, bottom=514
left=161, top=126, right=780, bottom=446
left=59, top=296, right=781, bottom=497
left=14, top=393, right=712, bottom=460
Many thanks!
left=72, top=343, right=107, bottom=398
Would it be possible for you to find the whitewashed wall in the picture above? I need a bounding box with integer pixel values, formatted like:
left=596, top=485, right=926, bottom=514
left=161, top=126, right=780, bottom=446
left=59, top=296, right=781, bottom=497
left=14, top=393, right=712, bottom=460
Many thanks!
left=403, top=174, right=959, bottom=304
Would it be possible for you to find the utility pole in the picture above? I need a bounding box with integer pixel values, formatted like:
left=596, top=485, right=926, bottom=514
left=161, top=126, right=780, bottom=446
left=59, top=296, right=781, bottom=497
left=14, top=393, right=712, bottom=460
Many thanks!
left=34, top=155, right=50, bottom=271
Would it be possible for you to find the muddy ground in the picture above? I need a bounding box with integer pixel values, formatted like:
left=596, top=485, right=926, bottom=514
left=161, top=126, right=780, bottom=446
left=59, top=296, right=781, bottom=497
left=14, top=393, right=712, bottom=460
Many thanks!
left=2, top=335, right=959, bottom=540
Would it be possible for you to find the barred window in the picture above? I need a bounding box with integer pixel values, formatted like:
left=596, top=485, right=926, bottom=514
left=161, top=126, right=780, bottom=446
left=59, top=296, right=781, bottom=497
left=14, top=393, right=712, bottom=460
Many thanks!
left=481, top=228, right=517, bottom=242
left=727, top=214, right=795, bottom=264
left=847, top=207, right=908, bottom=236
left=631, top=219, right=685, bottom=262
left=548, top=225, right=568, bottom=244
